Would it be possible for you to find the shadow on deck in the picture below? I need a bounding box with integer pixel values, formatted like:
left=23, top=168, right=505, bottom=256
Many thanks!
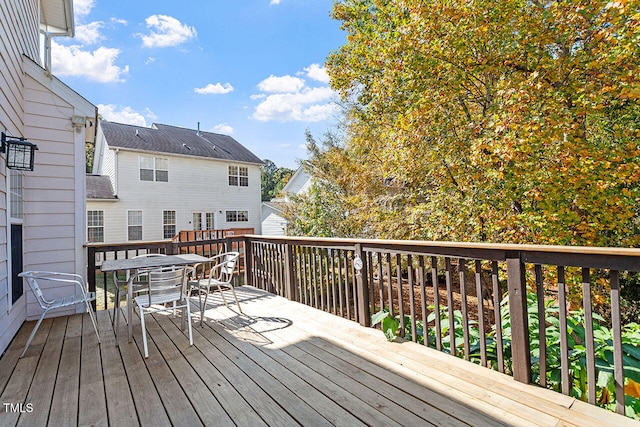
left=0, top=287, right=634, bottom=426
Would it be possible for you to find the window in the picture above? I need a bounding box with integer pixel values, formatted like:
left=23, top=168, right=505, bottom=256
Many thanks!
left=163, top=210, right=176, bottom=239
left=228, top=165, right=248, bottom=187
left=128, top=210, right=143, bottom=240
left=226, top=210, right=248, bottom=222
left=140, top=156, right=168, bottom=182
left=87, top=210, right=104, bottom=242
left=206, top=212, right=215, bottom=229
left=193, top=213, right=202, bottom=230
left=10, top=171, right=23, bottom=220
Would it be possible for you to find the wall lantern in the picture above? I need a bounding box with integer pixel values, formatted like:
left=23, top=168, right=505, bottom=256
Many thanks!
left=1, top=132, right=38, bottom=171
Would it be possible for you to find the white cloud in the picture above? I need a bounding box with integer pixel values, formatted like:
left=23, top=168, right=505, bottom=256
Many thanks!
left=140, top=15, right=197, bottom=48
left=194, top=82, right=234, bottom=95
left=73, top=0, right=95, bottom=18
left=98, top=104, right=151, bottom=127
left=304, top=63, right=330, bottom=83
left=257, top=75, right=305, bottom=93
left=213, top=123, right=234, bottom=134
left=51, top=40, right=129, bottom=83
left=270, top=0, right=282, bottom=4
left=252, top=87, right=338, bottom=122
left=74, top=21, right=104, bottom=45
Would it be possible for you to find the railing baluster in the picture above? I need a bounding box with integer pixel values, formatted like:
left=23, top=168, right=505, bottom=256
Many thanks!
left=582, top=267, right=596, bottom=405
left=610, top=270, right=625, bottom=416
left=475, top=260, right=487, bottom=367
left=535, top=264, right=546, bottom=387
left=419, top=256, right=428, bottom=347
left=396, top=254, right=405, bottom=338
left=492, top=261, right=504, bottom=373
left=445, top=257, right=455, bottom=356
left=408, top=254, right=417, bottom=342
left=557, top=266, right=570, bottom=395
left=432, top=256, right=442, bottom=351
left=459, top=258, right=470, bottom=360
left=386, top=253, right=393, bottom=318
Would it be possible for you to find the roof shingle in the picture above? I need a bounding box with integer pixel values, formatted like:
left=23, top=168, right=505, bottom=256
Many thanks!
left=100, top=121, right=263, bottom=165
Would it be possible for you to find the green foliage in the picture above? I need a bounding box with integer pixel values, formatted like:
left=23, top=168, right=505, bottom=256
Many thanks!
left=260, top=159, right=294, bottom=202
left=321, top=0, right=640, bottom=246
left=372, top=293, right=640, bottom=419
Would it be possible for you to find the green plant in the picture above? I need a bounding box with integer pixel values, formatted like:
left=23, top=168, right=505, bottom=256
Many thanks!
left=372, top=293, right=640, bottom=419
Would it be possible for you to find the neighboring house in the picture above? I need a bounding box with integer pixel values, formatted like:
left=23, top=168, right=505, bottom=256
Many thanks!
left=261, top=167, right=311, bottom=236
left=88, top=121, right=263, bottom=243
left=0, top=1, right=97, bottom=354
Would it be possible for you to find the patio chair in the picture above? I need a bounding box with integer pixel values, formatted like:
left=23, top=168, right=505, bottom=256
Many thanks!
left=112, top=253, right=167, bottom=326
left=188, top=252, right=241, bottom=326
left=18, top=271, right=100, bottom=358
left=133, top=267, right=193, bottom=358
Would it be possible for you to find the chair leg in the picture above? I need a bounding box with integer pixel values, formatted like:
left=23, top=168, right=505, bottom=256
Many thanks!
left=114, top=295, right=121, bottom=347
left=140, top=308, right=149, bottom=358
left=228, top=285, right=243, bottom=314
left=20, top=310, right=48, bottom=358
left=201, top=288, right=210, bottom=327
left=186, top=298, right=193, bottom=346
left=84, top=299, right=101, bottom=344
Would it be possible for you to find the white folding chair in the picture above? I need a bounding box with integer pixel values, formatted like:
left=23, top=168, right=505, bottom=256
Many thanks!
left=189, top=252, right=241, bottom=326
left=18, top=271, right=100, bottom=358
left=133, top=267, right=193, bottom=358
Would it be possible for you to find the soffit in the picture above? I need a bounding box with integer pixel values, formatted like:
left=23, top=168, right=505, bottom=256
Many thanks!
left=40, top=0, right=74, bottom=35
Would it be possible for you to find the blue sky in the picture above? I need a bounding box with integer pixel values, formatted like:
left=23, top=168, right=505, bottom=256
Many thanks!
left=52, top=0, right=346, bottom=169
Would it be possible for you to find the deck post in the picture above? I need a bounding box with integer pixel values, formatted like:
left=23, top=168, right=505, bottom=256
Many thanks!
left=507, top=254, right=531, bottom=384
left=284, top=242, right=297, bottom=301
left=86, top=245, right=97, bottom=311
left=354, top=244, right=371, bottom=327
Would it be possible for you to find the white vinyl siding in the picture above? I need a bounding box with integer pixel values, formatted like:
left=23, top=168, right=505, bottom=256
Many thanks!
left=89, top=145, right=262, bottom=243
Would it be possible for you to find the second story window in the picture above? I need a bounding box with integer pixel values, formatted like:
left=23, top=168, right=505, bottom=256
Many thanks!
left=140, top=156, right=169, bottom=182
left=228, top=165, right=248, bottom=187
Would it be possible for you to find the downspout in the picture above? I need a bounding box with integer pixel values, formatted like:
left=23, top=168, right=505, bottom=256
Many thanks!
left=40, top=0, right=74, bottom=76
left=42, top=29, right=72, bottom=77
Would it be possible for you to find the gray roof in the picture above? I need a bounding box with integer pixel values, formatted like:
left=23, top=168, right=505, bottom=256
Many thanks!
left=86, top=175, right=117, bottom=199
left=100, top=121, right=263, bottom=165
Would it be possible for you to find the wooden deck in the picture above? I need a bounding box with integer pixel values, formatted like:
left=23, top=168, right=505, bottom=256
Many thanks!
left=0, top=286, right=635, bottom=427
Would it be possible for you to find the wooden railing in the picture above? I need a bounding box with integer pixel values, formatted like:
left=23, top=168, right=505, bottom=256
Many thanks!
left=85, top=235, right=639, bottom=418
left=242, top=235, right=639, bottom=418
left=85, top=236, right=246, bottom=311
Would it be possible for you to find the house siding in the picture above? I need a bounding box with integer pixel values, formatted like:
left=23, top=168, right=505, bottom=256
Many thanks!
left=0, top=0, right=39, bottom=354
left=21, top=58, right=94, bottom=320
left=88, top=146, right=262, bottom=243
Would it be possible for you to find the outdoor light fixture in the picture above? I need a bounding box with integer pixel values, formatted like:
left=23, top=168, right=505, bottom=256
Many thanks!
left=1, top=132, right=38, bottom=171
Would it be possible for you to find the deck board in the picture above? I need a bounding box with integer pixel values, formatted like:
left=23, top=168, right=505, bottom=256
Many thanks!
left=0, top=286, right=637, bottom=427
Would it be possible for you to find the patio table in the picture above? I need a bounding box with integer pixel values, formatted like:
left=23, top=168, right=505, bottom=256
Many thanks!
left=101, top=254, right=209, bottom=343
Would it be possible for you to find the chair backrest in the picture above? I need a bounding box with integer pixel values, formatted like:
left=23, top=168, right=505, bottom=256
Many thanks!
left=147, top=268, right=186, bottom=295
left=212, top=252, right=239, bottom=283
left=19, top=273, right=48, bottom=309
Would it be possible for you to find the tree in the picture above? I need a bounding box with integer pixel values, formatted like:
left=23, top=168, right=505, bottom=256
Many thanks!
left=323, top=0, right=640, bottom=246
left=261, top=159, right=294, bottom=202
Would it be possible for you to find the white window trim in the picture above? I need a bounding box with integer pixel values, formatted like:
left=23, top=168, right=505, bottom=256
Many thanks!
left=127, top=209, right=143, bottom=241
